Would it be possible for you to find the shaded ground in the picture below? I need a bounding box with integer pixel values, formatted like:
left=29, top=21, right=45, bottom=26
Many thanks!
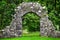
left=0, top=32, right=60, bottom=40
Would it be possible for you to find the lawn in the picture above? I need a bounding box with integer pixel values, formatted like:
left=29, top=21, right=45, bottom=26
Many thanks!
left=0, top=32, right=60, bottom=40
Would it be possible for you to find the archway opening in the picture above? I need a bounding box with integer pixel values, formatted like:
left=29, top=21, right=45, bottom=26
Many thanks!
left=22, top=12, right=40, bottom=36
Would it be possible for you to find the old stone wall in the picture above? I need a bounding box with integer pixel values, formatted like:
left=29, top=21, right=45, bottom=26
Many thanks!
left=0, top=2, right=60, bottom=38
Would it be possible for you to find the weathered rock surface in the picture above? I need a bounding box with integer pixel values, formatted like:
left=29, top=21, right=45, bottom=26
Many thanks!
left=0, top=2, right=60, bottom=38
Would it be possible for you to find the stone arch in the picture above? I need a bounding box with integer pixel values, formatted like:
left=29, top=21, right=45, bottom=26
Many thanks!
left=15, top=2, right=48, bottom=36
left=14, top=2, right=56, bottom=37
left=0, top=2, right=60, bottom=37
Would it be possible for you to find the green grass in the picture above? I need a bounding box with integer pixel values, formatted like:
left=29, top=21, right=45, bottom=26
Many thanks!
left=0, top=32, right=60, bottom=40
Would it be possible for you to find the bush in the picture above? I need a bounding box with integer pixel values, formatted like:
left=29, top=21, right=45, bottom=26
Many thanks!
left=22, top=12, right=40, bottom=32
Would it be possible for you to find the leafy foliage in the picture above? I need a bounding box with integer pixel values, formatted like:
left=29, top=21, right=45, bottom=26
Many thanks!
left=0, top=0, right=60, bottom=31
left=22, top=12, right=40, bottom=32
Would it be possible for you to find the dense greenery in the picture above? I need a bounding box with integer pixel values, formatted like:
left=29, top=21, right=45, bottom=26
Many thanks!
left=0, top=0, right=60, bottom=31
left=22, top=12, right=40, bottom=32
